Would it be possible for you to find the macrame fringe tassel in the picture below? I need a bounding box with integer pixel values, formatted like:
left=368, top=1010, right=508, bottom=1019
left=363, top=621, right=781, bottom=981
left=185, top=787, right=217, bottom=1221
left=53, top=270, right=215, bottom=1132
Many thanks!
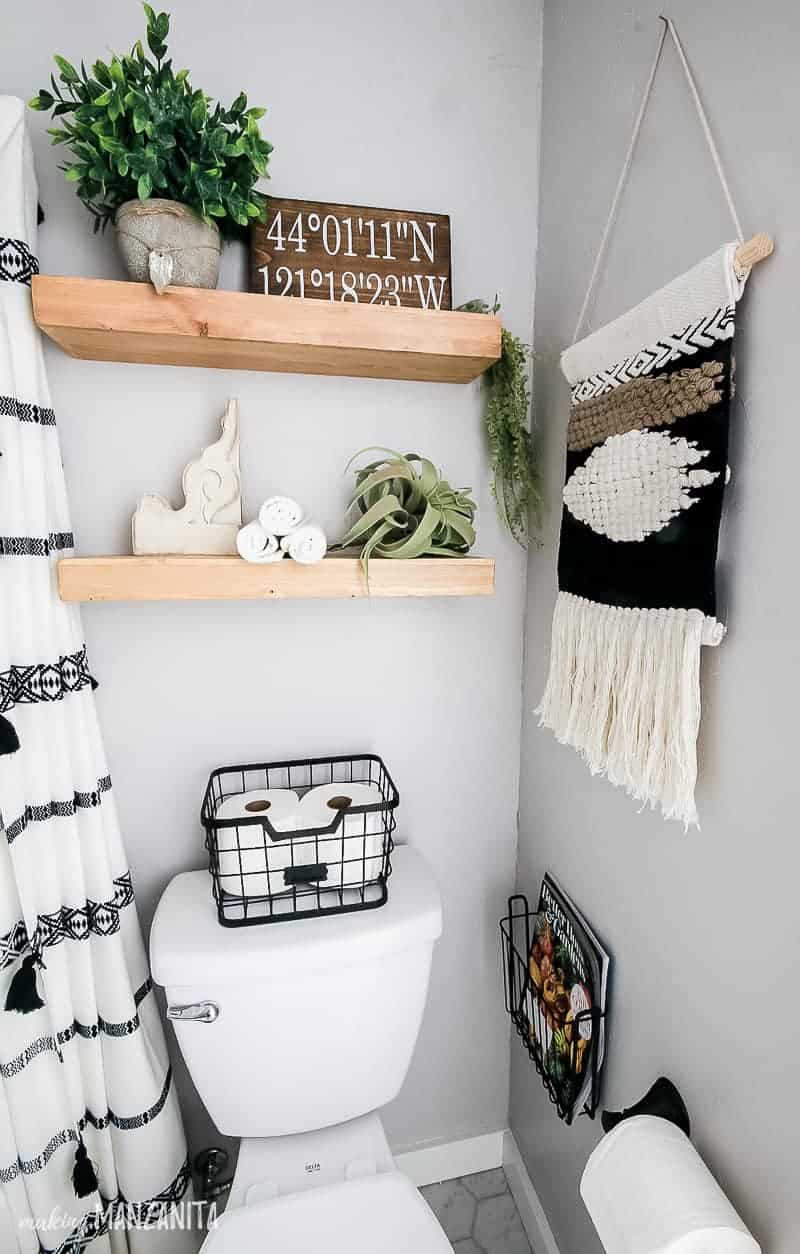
left=72, top=1137, right=99, bottom=1198
left=4, top=953, right=45, bottom=1013
left=0, top=714, right=19, bottom=755
left=536, top=592, right=724, bottom=827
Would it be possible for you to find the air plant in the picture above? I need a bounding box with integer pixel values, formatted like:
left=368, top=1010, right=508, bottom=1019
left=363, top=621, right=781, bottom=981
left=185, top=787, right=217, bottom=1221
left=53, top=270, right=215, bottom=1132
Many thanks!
left=459, top=298, right=542, bottom=546
left=341, top=448, right=477, bottom=571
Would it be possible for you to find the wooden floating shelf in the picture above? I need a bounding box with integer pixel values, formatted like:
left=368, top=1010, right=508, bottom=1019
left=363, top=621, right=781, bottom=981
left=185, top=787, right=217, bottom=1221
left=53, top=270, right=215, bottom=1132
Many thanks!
left=32, top=276, right=501, bottom=383
left=57, top=555, right=496, bottom=603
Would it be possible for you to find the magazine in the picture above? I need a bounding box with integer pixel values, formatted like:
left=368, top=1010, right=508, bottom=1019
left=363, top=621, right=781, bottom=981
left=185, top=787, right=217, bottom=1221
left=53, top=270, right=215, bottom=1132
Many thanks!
left=524, top=874, right=610, bottom=1117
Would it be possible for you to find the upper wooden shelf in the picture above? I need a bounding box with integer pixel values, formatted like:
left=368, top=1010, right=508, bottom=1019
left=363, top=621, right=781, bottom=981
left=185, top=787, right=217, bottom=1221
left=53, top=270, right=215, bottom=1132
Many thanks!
left=57, top=555, right=495, bottom=602
left=32, top=276, right=501, bottom=383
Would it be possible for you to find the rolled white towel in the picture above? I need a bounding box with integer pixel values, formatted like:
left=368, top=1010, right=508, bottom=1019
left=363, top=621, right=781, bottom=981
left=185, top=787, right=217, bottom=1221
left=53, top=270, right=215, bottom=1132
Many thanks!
left=281, top=523, right=328, bottom=564
left=236, top=521, right=284, bottom=563
left=258, top=496, right=306, bottom=537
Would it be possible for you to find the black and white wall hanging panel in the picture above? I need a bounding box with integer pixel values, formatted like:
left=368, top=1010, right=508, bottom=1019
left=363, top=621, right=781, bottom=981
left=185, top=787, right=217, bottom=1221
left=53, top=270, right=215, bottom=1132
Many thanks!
left=536, top=18, right=773, bottom=827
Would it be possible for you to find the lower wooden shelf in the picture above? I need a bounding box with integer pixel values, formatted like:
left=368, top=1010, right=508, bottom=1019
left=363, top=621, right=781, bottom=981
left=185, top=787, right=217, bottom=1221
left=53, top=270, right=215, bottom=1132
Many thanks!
left=57, top=555, right=495, bottom=602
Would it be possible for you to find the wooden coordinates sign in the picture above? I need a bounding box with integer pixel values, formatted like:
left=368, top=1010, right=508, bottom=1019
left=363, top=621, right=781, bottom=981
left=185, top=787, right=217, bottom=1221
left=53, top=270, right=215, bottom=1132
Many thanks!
left=250, top=197, right=452, bottom=310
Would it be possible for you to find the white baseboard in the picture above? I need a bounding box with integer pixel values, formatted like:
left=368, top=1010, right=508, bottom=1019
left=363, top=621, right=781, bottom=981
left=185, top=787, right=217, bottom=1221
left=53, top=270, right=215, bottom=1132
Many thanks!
left=395, top=1129, right=505, bottom=1187
left=502, top=1130, right=561, bottom=1254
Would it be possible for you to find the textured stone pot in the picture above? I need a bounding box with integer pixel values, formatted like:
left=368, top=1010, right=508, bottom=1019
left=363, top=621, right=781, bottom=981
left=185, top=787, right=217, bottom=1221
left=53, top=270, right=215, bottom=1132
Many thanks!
left=115, top=198, right=221, bottom=294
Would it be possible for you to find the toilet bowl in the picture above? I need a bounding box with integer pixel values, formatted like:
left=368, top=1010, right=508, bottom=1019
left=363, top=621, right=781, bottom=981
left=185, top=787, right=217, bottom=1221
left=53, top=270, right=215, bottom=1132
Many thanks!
left=150, top=846, right=449, bottom=1251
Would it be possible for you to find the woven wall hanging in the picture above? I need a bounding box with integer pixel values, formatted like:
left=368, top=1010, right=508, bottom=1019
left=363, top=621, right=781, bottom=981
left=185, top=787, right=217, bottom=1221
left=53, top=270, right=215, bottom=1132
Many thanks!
left=537, top=18, right=772, bottom=826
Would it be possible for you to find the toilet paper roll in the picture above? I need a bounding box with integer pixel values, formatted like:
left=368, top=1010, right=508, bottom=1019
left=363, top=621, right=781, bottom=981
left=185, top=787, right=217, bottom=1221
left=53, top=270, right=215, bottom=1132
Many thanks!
left=214, top=789, right=301, bottom=897
left=580, top=1116, right=761, bottom=1254
left=215, top=788, right=301, bottom=828
left=297, top=782, right=387, bottom=888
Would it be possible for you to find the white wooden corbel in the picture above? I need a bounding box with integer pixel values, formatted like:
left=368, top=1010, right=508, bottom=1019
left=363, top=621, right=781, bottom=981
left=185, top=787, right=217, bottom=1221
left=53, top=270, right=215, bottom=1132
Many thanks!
left=132, top=398, right=242, bottom=555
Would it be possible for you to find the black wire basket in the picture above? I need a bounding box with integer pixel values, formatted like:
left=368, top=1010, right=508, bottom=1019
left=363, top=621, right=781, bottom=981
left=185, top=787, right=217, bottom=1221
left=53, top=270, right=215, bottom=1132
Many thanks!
left=202, top=754, right=397, bottom=927
left=500, top=894, right=605, bottom=1124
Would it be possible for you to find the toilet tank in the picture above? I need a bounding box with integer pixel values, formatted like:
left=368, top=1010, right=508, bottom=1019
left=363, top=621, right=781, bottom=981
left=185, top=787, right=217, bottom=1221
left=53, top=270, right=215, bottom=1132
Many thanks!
left=150, top=847, right=442, bottom=1138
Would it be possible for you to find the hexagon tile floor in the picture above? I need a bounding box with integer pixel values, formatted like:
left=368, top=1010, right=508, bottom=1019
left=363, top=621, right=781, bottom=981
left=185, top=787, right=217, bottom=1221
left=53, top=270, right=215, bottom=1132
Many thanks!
left=420, top=1168, right=533, bottom=1254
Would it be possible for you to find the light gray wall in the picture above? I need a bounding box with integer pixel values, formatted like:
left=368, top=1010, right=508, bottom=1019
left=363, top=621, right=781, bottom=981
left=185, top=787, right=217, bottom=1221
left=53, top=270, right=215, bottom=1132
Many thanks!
left=514, top=4, right=799, bottom=1253
left=4, top=0, right=542, bottom=1158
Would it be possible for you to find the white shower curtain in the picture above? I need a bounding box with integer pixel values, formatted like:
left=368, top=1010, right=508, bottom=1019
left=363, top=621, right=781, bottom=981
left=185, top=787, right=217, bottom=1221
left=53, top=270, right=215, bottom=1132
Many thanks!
left=0, top=98, right=193, bottom=1253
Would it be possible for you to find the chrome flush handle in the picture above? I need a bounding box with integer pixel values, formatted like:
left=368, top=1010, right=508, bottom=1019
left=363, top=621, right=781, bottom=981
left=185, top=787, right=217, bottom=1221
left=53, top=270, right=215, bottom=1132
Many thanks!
left=166, top=1001, right=220, bottom=1024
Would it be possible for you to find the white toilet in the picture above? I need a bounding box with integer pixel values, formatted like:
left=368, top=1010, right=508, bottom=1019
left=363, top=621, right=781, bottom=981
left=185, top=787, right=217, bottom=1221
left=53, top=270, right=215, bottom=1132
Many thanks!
left=150, top=846, right=451, bottom=1252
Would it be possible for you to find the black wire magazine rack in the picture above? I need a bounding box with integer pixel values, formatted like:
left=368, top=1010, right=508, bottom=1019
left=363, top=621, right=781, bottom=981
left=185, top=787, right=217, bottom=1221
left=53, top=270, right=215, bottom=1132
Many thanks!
left=202, top=753, right=397, bottom=927
left=500, top=893, right=606, bottom=1124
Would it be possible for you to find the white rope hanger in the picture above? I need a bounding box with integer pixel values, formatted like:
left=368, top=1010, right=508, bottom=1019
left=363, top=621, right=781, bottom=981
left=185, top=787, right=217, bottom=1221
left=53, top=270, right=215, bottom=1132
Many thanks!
left=572, top=15, right=773, bottom=345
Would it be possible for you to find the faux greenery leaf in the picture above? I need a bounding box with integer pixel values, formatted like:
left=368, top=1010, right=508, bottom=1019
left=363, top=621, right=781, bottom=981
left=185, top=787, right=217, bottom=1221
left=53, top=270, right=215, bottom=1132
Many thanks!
left=147, top=27, right=166, bottom=58
left=341, top=495, right=407, bottom=547
left=98, top=134, right=125, bottom=155
left=377, top=502, right=440, bottom=559
left=347, top=461, right=414, bottom=510
left=54, top=55, right=79, bottom=83
left=441, top=509, right=476, bottom=548
left=190, top=95, right=206, bottom=130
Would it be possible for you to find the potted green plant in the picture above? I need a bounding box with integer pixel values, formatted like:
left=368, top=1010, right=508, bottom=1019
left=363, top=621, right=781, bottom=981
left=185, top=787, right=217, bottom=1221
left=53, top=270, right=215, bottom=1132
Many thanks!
left=29, top=4, right=272, bottom=293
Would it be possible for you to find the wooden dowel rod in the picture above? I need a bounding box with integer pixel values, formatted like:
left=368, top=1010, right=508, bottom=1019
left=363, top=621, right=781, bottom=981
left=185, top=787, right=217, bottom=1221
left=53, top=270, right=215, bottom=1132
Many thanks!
left=734, top=232, right=773, bottom=276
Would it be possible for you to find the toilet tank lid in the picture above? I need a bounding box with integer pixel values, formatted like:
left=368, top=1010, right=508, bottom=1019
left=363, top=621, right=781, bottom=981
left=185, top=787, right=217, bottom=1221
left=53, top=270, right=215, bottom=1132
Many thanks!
left=200, top=1171, right=452, bottom=1254
left=150, top=846, right=442, bottom=986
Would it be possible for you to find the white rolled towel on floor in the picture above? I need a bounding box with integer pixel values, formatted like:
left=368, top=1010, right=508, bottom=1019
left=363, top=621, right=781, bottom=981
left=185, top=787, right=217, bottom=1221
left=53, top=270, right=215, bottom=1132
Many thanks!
left=280, top=522, right=328, bottom=564
left=258, top=496, right=306, bottom=536
left=236, top=521, right=284, bottom=563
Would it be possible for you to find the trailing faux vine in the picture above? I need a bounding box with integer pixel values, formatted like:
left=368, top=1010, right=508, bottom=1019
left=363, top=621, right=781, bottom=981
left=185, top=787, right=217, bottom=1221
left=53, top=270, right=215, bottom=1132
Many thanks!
left=459, top=299, right=541, bottom=546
